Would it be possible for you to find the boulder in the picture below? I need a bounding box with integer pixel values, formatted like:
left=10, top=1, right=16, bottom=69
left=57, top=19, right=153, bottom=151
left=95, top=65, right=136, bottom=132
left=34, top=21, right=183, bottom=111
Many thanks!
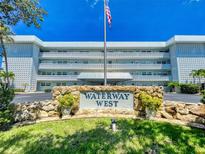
left=42, top=104, right=56, bottom=112
left=175, top=103, right=185, bottom=110
left=195, top=117, right=205, bottom=125
left=161, top=111, right=173, bottom=119
left=165, top=106, right=176, bottom=115
left=177, top=108, right=189, bottom=115
left=48, top=111, right=59, bottom=117
left=176, top=113, right=198, bottom=122
left=189, top=105, right=205, bottom=118
left=38, top=110, right=49, bottom=118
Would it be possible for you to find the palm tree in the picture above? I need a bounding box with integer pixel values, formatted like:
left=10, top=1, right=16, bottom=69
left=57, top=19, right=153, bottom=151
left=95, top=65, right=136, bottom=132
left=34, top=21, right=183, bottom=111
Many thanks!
left=0, top=71, right=15, bottom=86
left=190, top=69, right=205, bottom=84
left=0, top=24, right=13, bottom=87
left=190, top=70, right=198, bottom=84
left=167, top=81, right=179, bottom=92
left=198, top=69, right=205, bottom=83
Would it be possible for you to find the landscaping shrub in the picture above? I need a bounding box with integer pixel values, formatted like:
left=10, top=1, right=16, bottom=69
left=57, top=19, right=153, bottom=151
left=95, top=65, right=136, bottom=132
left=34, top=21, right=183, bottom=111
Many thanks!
left=180, top=84, right=200, bottom=94
left=139, top=92, right=162, bottom=112
left=14, top=88, right=24, bottom=92
left=167, top=81, right=180, bottom=92
left=201, top=90, right=205, bottom=104
left=0, top=82, right=15, bottom=130
left=57, top=93, right=79, bottom=116
left=58, top=93, right=75, bottom=109
left=44, top=89, right=52, bottom=93
left=201, top=96, right=205, bottom=104
left=201, top=90, right=205, bottom=95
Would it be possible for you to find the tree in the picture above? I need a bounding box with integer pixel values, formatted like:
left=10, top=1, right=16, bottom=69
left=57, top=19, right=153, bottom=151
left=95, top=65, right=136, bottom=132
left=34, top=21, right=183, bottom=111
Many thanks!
left=0, top=70, right=15, bottom=85
left=190, top=70, right=198, bottom=84
left=190, top=69, right=205, bottom=84
left=0, top=25, right=13, bottom=86
left=198, top=69, right=205, bottom=83
left=0, top=81, right=15, bottom=130
left=0, top=0, right=47, bottom=87
left=167, top=81, right=179, bottom=92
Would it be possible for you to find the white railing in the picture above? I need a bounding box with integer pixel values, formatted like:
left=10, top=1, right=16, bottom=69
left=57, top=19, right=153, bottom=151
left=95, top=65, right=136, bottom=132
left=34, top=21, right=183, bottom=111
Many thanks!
left=37, top=75, right=78, bottom=81
left=39, top=52, right=170, bottom=59
left=38, top=63, right=171, bottom=70
left=132, top=75, right=171, bottom=81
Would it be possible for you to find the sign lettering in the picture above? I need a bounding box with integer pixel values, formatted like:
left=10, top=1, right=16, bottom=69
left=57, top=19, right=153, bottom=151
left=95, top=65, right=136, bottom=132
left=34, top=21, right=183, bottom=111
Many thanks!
left=80, top=91, right=133, bottom=109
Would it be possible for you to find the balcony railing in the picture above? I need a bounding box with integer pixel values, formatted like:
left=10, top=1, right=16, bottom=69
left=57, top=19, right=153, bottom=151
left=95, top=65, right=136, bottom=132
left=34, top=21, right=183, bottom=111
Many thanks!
left=39, top=52, right=170, bottom=59
left=132, top=75, right=171, bottom=81
left=37, top=75, right=78, bottom=81
left=37, top=75, right=171, bottom=82
left=38, top=63, right=171, bottom=70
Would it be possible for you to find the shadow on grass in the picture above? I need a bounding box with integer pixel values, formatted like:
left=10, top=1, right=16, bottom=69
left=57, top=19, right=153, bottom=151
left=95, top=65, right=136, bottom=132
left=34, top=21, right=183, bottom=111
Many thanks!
left=0, top=119, right=205, bottom=154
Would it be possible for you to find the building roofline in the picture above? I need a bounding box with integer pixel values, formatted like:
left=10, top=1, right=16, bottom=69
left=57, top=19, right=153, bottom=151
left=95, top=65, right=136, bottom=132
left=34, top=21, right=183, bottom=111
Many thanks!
left=10, top=35, right=205, bottom=49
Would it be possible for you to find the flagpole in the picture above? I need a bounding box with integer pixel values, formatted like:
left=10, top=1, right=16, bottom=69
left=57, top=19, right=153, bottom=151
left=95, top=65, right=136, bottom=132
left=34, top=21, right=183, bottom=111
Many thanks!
left=104, top=0, right=107, bottom=86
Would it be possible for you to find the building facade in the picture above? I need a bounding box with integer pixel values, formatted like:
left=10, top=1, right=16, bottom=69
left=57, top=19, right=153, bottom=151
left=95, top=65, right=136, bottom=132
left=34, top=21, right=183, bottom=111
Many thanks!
left=2, top=35, right=205, bottom=91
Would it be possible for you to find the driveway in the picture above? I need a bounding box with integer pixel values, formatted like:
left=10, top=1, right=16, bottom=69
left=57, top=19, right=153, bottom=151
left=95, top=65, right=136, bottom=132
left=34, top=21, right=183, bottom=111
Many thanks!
left=164, top=93, right=201, bottom=103
left=12, top=93, right=52, bottom=103
left=12, top=92, right=202, bottom=104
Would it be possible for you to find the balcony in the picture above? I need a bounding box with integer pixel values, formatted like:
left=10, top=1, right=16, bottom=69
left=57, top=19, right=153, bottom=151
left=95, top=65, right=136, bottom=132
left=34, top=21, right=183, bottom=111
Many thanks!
left=38, top=63, right=171, bottom=71
left=39, top=52, right=170, bottom=60
left=132, top=75, right=171, bottom=81
left=37, top=75, right=78, bottom=81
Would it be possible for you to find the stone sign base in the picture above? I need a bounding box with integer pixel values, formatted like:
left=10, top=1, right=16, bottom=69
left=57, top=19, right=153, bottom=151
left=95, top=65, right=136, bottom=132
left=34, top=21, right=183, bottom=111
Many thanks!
left=53, top=85, right=163, bottom=115
left=12, top=86, right=205, bottom=129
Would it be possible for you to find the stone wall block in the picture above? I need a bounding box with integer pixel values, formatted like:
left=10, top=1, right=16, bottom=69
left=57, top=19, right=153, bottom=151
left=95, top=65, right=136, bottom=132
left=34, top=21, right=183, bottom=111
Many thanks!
left=161, top=111, right=173, bottom=119
left=165, top=106, right=176, bottom=116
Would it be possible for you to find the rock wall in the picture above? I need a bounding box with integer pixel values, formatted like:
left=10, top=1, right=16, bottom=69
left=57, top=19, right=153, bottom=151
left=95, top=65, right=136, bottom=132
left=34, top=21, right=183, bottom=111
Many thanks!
left=13, top=100, right=59, bottom=123
left=52, top=86, right=163, bottom=116
left=158, top=101, right=205, bottom=125
left=12, top=86, right=205, bottom=127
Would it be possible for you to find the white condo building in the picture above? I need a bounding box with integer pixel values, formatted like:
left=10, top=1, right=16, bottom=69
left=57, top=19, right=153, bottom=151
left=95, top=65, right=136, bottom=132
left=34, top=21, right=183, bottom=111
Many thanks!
left=1, top=35, right=205, bottom=91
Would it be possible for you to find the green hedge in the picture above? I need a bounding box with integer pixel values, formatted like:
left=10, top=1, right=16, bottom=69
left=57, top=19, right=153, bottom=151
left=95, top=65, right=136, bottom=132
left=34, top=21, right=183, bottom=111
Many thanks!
left=180, top=84, right=200, bottom=94
left=201, top=96, right=205, bottom=104
left=14, top=89, right=25, bottom=92
left=139, top=92, right=162, bottom=111
left=44, top=89, right=52, bottom=93
left=0, top=82, right=15, bottom=130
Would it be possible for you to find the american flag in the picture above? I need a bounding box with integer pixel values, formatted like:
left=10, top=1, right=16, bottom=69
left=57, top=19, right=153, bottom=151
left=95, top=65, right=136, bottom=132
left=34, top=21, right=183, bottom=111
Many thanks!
left=106, top=0, right=112, bottom=26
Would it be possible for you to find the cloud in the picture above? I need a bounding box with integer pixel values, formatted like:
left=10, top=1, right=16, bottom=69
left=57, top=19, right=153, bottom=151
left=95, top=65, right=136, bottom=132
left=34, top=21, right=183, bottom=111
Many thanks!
left=182, top=0, right=201, bottom=5
left=86, top=0, right=100, bottom=8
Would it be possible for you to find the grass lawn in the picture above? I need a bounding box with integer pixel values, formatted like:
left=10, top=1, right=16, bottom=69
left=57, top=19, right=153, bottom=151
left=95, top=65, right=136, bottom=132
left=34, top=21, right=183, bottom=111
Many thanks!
left=0, top=118, right=205, bottom=154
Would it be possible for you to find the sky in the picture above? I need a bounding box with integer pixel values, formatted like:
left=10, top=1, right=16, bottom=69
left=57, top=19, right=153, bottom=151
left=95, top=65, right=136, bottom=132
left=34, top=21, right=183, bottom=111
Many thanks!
left=12, top=0, right=205, bottom=42
left=1, top=0, right=205, bottom=66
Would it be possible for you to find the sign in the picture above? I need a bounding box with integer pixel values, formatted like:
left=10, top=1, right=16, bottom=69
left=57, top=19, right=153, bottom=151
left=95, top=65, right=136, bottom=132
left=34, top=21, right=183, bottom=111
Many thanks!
left=80, top=91, right=133, bottom=109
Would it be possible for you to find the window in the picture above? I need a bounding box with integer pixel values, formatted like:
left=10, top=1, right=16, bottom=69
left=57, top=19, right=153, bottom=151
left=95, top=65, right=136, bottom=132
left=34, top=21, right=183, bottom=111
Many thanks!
left=46, top=83, right=51, bottom=86
left=56, top=82, right=61, bottom=86
left=108, top=61, right=112, bottom=64
left=40, top=83, right=45, bottom=86
left=147, top=72, right=152, bottom=75
left=57, top=82, right=67, bottom=86
left=142, top=72, right=146, bottom=75
left=63, top=72, right=67, bottom=75
left=62, top=82, right=66, bottom=86
left=74, top=72, right=78, bottom=75
left=40, top=82, right=51, bottom=87
left=58, top=60, right=63, bottom=64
